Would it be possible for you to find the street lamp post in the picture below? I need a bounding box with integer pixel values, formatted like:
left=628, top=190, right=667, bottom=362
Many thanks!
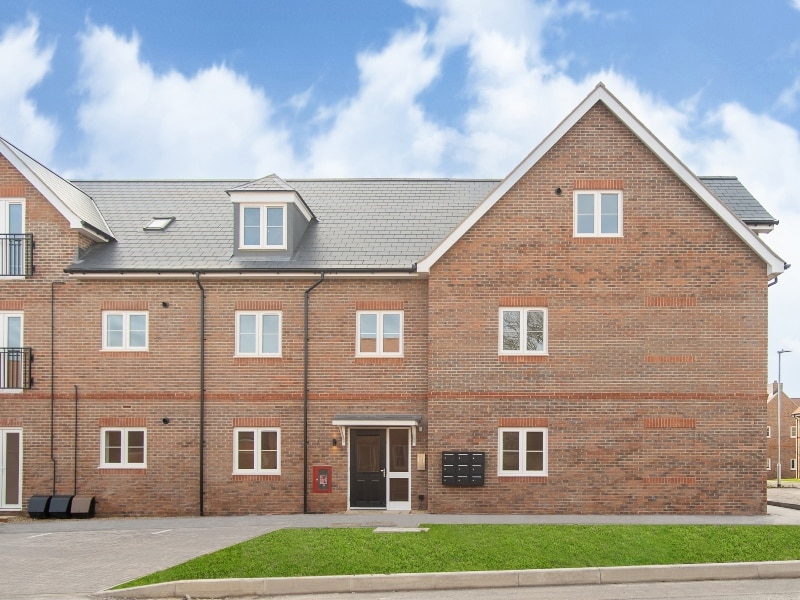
left=777, top=349, right=792, bottom=488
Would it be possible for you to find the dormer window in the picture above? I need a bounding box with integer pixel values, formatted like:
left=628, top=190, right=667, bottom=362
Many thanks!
left=240, top=204, right=286, bottom=249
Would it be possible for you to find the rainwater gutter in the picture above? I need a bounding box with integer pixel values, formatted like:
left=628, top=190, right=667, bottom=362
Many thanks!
left=50, top=280, right=64, bottom=495
left=303, top=272, right=325, bottom=514
left=194, top=272, right=206, bottom=516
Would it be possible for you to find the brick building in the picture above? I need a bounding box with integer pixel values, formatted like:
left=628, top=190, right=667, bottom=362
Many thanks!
left=767, top=383, right=798, bottom=481
left=0, top=84, right=787, bottom=517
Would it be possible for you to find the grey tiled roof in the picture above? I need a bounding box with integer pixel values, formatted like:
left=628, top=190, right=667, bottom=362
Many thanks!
left=0, top=138, right=114, bottom=239
left=699, top=176, right=777, bottom=224
left=69, top=179, right=500, bottom=272
left=67, top=175, right=775, bottom=273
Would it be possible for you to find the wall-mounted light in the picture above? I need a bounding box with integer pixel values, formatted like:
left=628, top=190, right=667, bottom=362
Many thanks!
left=162, top=301, right=170, bottom=308
left=162, top=417, right=170, bottom=425
left=555, top=187, right=562, bottom=196
left=332, top=438, right=337, bottom=447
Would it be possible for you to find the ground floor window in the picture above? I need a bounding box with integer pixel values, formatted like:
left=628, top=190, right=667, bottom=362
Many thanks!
left=234, top=428, right=280, bottom=474
left=498, top=427, right=547, bottom=476
left=100, top=427, right=146, bottom=468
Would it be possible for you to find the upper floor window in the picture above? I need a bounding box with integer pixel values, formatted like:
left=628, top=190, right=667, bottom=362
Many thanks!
left=357, top=311, right=403, bottom=356
left=0, top=312, right=26, bottom=390
left=499, top=308, right=547, bottom=355
left=1, top=199, right=28, bottom=277
left=498, top=427, right=548, bottom=476
left=792, top=426, right=798, bottom=439
left=234, top=427, right=280, bottom=474
left=103, top=311, right=148, bottom=351
left=574, top=191, right=622, bottom=237
left=236, top=311, right=282, bottom=357
left=767, top=426, right=772, bottom=438
left=240, top=204, right=286, bottom=249
left=101, top=427, right=146, bottom=468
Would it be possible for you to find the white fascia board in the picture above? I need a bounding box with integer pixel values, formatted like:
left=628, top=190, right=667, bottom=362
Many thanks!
left=0, top=138, right=111, bottom=241
left=417, top=83, right=786, bottom=278
left=228, top=189, right=314, bottom=221
left=67, top=270, right=423, bottom=280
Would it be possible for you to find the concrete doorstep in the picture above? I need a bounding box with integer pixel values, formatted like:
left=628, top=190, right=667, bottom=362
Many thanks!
left=95, top=560, right=800, bottom=599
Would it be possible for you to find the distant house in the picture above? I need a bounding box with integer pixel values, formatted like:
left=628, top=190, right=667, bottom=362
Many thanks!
left=767, top=382, right=799, bottom=480
left=0, top=84, right=787, bottom=517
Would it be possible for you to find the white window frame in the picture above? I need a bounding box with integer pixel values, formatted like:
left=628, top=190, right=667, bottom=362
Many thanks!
left=767, top=458, right=772, bottom=471
left=356, top=310, right=404, bottom=357
left=233, top=427, right=281, bottom=475
left=791, top=426, right=797, bottom=439
left=102, top=311, right=149, bottom=351
left=0, top=198, right=26, bottom=278
left=498, top=307, right=547, bottom=355
left=0, top=312, right=24, bottom=393
left=235, top=311, right=282, bottom=357
left=498, top=427, right=548, bottom=476
left=767, top=426, right=772, bottom=438
left=573, top=191, right=622, bottom=237
left=792, top=458, right=797, bottom=471
left=100, top=427, right=147, bottom=468
left=239, top=204, right=287, bottom=250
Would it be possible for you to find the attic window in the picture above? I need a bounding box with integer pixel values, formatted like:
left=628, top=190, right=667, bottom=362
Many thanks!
left=144, top=217, right=175, bottom=231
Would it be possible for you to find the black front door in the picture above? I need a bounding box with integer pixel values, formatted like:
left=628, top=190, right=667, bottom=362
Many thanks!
left=350, top=429, right=386, bottom=508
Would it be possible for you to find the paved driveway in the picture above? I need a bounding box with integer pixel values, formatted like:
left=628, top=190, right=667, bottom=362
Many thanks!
left=1, top=516, right=282, bottom=598
left=3, top=493, right=800, bottom=599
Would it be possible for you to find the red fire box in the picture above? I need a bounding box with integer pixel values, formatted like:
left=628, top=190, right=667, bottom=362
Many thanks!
left=313, top=465, right=332, bottom=493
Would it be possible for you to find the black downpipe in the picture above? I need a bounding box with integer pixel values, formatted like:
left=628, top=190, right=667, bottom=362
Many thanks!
left=74, top=385, right=78, bottom=496
left=50, top=280, right=64, bottom=495
left=303, top=273, right=325, bottom=514
left=194, top=272, right=206, bottom=516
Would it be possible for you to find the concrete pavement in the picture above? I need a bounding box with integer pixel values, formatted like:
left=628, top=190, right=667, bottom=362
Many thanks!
left=1, top=487, right=799, bottom=599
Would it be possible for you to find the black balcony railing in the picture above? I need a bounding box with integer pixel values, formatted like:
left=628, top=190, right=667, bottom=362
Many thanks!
left=0, top=233, right=33, bottom=277
left=0, top=348, right=32, bottom=389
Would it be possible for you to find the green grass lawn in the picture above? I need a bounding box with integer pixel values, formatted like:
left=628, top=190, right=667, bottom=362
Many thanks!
left=118, top=524, right=800, bottom=589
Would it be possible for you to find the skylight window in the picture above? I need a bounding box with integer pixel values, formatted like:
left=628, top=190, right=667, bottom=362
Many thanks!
left=144, top=217, right=175, bottom=231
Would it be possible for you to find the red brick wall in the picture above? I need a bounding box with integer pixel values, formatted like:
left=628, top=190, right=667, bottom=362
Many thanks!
left=426, top=103, right=768, bottom=514
left=766, top=392, right=799, bottom=480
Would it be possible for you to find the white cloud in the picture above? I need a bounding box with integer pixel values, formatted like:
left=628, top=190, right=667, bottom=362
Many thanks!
left=304, top=26, right=455, bottom=177
left=792, top=0, right=800, bottom=11
left=75, top=24, right=299, bottom=179
left=0, top=16, right=58, bottom=162
left=776, top=77, right=800, bottom=112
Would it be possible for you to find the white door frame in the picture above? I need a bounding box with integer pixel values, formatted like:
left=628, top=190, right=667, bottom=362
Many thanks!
left=0, top=428, right=22, bottom=510
left=344, top=426, right=412, bottom=511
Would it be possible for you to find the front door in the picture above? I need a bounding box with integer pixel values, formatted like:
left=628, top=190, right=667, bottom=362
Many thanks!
left=350, top=429, right=386, bottom=508
left=0, top=429, right=22, bottom=510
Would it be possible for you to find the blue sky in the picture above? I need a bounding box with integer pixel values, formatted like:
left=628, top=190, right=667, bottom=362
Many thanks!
left=1, top=0, right=799, bottom=390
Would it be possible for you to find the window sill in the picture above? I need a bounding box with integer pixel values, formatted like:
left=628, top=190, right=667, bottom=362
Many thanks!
left=498, top=475, right=548, bottom=482
left=499, top=354, right=548, bottom=363
left=232, top=474, right=281, bottom=481
left=101, top=350, right=149, bottom=356
left=572, top=236, right=624, bottom=243
left=234, top=356, right=283, bottom=365
left=355, top=357, right=404, bottom=365
left=98, top=467, right=147, bottom=474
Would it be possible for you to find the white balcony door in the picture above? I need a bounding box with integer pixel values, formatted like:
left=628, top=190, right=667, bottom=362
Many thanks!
left=1, top=200, right=24, bottom=276
left=0, top=313, right=23, bottom=389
